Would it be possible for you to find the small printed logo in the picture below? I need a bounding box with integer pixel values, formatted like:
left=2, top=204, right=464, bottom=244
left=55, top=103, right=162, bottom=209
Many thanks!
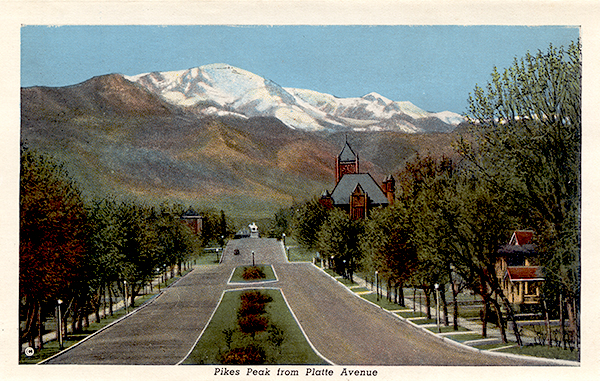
left=24, top=347, right=34, bottom=357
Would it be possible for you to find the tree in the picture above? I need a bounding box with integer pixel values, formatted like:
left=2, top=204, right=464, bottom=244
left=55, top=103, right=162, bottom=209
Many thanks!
left=317, top=208, right=363, bottom=282
left=114, top=202, right=160, bottom=308
left=20, top=147, right=87, bottom=348
left=459, top=40, right=581, bottom=341
left=291, top=198, right=329, bottom=250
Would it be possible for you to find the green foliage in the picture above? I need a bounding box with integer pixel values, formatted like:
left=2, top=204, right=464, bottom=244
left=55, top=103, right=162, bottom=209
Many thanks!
left=291, top=198, right=330, bottom=250
left=317, top=208, right=363, bottom=279
left=266, top=206, right=295, bottom=238
left=460, top=40, right=581, bottom=333
left=20, top=146, right=87, bottom=346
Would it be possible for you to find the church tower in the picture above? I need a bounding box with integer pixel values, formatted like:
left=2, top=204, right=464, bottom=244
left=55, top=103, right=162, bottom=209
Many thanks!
left=335, top=140, right=359, bottom=183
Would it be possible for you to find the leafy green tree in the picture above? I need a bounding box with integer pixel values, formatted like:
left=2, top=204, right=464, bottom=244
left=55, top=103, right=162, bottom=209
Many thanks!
left=155, top=203, right=200, bottom=276
left=459, top=40, right=581, bottom=340
left=360, top=205, right=417, bottom=306
left=317, top=208, right=363, bottom=282
left=267, top=206, right=295, bottom=239
left=20, top=147, right=87, bottom=348
left=114, top=202, right=161, bottom=308
left=291, top=198, right=330, bottom=250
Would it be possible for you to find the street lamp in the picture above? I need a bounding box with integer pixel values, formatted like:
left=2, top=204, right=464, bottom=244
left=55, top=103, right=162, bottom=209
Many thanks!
left=124, top=280, right=128, bottom=314
left=57, top=299, right=63, bottom=349
left=435, top=283, right=440, bottom=333
left=375, top=271, right=379, bottom=301
left=216, top=248, right=219, bottom=263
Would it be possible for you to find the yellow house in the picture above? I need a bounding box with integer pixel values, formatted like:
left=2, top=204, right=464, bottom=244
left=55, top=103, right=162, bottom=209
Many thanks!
left=496, top=231, right=544, bottom=305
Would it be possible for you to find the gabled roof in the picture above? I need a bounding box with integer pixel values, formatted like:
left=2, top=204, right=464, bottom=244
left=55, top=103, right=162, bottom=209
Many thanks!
left=505, top=266, right=545, bottom=282
left=330, top=173, right=389, bottom=206
left=509, top=230, right=534, bottom=246
left=338, top=141, right=357, bottom=162
left=182, top=208, right=202, bottom=217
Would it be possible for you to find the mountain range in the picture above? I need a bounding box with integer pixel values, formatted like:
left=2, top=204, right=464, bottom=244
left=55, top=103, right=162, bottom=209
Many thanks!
left=125, top=63, right=464, bottom=133
left=21, top=64, right=466, bottom=220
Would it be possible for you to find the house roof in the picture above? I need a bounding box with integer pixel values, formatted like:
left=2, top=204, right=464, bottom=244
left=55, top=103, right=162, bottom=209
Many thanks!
left=505, top=266, right=545, bottom=282
left=338, top=141, right=357, bottom=162
left=330, top=173, right=389, bottom=206
left=509, top=230, right=534, bottom=245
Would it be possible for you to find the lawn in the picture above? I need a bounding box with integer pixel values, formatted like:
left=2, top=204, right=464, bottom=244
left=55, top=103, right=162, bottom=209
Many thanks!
left=181, top=288, right=329, bottom=365
left=426, top=325, right=469, bottom=333
left=283, top=237, right=318, bottom=262
left=499, top=344, right=580, bottom=362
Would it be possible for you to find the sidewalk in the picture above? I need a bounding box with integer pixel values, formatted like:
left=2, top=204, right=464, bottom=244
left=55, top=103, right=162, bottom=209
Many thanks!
left=321, top=266, right=577, bottom=364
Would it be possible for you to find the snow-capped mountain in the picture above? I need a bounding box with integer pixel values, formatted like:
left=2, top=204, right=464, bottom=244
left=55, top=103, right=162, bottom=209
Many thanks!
left=125, top=63, right=464, bottom=133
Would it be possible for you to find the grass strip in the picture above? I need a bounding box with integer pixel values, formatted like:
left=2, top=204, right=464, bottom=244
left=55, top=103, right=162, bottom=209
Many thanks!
left=499, top=344, right=580, bottom=362
left=445, top=333, right=485, bottom=343
left=182, top=289, right=328, bottom=365
left=425, top=325, right=469, bottom=333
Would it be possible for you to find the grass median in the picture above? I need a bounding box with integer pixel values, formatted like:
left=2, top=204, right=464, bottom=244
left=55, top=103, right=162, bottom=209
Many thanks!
left=181, top=288, right=328, bottom=365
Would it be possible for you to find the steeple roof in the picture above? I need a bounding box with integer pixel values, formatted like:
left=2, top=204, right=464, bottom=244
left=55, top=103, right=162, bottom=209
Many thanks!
left=338, top=141, right=357, bottom=162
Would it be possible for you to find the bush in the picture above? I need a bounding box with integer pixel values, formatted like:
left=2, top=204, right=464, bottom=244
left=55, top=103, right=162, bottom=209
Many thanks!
left=238, top=299, right=267, bottom=317
left=242, top=266, right=266, bottom=280
left=238, top=314, right=269, bottom=335
left=240, top=290, right=273, bottom=305
left=219, top=344, right=266, bottom=365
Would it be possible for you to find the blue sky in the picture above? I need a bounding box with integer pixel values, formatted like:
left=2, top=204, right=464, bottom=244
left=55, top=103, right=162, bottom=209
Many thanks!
left=21, top=25, right=579, bottom=114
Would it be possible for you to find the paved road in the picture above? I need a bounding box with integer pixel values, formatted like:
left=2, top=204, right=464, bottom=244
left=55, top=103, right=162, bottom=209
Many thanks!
left=46, top=238, right=543, bottom=365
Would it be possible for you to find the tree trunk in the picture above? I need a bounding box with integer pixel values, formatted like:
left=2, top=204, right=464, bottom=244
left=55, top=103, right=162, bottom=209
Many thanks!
left=543, top=300, right=552, bottom=347
left=108, top=285, right=114, bottom=316
left=441, top=285, right=449, bottom=326
left=481, top=301, right=488, bottom=338
left=424, top=287, right=431, bottom=320
left=560, top=293, right=566, bottom=349
left=451, top=280, right=459, bottom=331
left=497, top=290, right=523, bottom=346
left=490, top=297, right=508, bottom=343
left=566, top=297, right=578, bottom=349
left=37, top=303, right=43, bottom=350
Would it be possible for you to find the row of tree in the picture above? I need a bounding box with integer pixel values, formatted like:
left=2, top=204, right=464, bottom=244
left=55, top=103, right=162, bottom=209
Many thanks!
left=280, top=41, right=580, bottom=347
left=19, top=146, right=227, bottom=350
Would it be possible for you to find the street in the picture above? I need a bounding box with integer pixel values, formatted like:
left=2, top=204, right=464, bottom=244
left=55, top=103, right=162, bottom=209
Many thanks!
left=45, top=238, right=542, bottom=365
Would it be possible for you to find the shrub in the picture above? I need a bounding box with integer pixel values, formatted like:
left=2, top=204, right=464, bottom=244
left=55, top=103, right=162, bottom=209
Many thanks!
left=240, top=290, right=273, bottom=305
left=238, top=299, right=267, bottom=317
left=219, top=344, right=266, bottom=365
left=242, top=266, right=266, bottom=280
left=238, top=314, right=269, bottom=336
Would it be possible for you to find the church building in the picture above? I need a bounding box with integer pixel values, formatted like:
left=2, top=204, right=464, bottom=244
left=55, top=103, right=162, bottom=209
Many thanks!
left=320, top=140, right=395, bottom=219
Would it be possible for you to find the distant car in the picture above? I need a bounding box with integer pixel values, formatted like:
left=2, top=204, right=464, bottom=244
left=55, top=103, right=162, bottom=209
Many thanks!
left=234, top=249, right=240, bottom=255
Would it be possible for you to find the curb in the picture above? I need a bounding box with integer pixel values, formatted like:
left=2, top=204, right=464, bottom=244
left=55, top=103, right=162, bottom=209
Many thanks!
left=311, top=263, right=580, bottom=367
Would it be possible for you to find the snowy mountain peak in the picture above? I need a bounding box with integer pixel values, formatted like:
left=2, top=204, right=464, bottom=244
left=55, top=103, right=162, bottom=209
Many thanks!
left=125, top=64, right=464, bottom=133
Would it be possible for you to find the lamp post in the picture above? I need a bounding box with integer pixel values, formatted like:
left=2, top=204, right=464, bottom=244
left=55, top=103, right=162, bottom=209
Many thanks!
left=216, top=248, right=219, bottom=263
left=57, top=299, right=63, bottom=349
left=435, top=283, right=440, bottom=333
left=375, top=271, right=379, bottom=301
left=124, top=280, right=128, bottom=314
